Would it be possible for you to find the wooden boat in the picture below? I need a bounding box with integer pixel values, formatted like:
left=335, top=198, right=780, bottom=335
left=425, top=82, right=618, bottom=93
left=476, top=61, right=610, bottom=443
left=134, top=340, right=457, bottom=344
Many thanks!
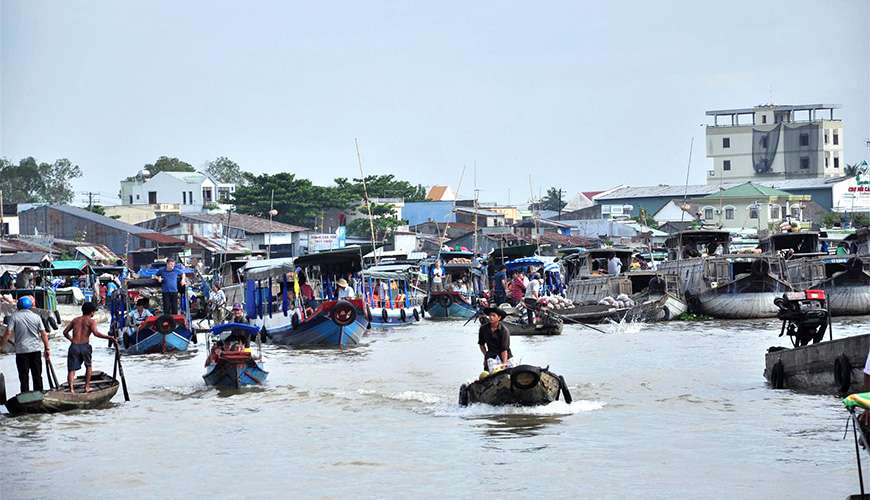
left=424, top=291, right=476, bottom=320
left=123, top=314, right=193, bottom=354
left=204, top=323, right=268, bottom=388
left=658, top=230, right=797, bottom=319
left=502, top=319, right=563, bottom=336
left=562, top=248, right=634, bottom=303
left=361, top=264, right=423, bottom=328
left=812, top=229, right=870, bottom=316
left=266, top=299, right=368, bottom=348
left=458, top=365, right=571, bottom=406
left=763, top=289, right=868, bottom=394
left=3, top=371, right=119, bottom=416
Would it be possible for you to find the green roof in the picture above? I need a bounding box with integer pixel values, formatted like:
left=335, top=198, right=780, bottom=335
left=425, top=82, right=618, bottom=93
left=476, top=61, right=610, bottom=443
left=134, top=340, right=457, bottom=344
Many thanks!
left=51, top=260, right=89, bottom=271
left=698, top=182, right=796, bottom=200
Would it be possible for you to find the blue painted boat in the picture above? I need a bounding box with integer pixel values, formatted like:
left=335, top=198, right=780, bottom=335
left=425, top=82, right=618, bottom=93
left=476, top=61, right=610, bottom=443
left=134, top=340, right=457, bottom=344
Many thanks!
left=424, top=291, right=477, bottom=320
left=266, top=299, right=368, bottom=348
left=123, top=314, right=193, bottom=354
left=203, top=323, right=268, bottom=388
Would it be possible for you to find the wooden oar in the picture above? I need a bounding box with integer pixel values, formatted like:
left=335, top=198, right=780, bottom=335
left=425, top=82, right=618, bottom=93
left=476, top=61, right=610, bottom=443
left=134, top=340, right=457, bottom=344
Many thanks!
left=45, top=356, right=60, bottom=389
left=112, top=339, right=130, bottom=402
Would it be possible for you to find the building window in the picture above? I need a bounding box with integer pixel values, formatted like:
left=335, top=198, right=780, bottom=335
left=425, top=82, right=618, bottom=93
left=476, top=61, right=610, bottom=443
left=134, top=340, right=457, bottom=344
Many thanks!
left=825, top=156, right=829, bottom=168
left=725, top=207, right=734, bottom=220
left=761, top=136, right=769, bottom=149
left=129, top=195, right=133, bottom=204
left=824, top=131, right=829, bottom=144
left=761, top=115, right=767, bottom=124
left=769, top=205, right=781, bottom=220
left=800, top=157, right=810, bottom=169
left=833, top=132, right=839, bottom=145
left=189, top=191, right=194, bottom=204
left=791, top=207, right=801, bottom=219
left=136, top=194, right=140, bottom=200
left=749, top=206, right=758, bottom=219
left=203, top=188, right=213, bottom=203
left=183, top=192, right=187, bottom=204
left=148, top=191, right=157, bottom=204
left=704, top=207, right=714, bottom=220
left=722, top=137, right=731, bottom=149
left=723, top=160, right=731, bottom=171
left=834, top=156, right=840, bottom=169
left=799, top=133, right=809, bottom=147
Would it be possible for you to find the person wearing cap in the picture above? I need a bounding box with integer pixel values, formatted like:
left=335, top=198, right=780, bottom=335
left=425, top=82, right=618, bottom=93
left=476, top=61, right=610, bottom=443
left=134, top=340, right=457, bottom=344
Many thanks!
left=230, top=303, right=248, bottom=324
left=336, top=278, right=356, bottom=299
left=478, top=306, right=512, bottom=371
left=1, top=296, right=50, bottom=393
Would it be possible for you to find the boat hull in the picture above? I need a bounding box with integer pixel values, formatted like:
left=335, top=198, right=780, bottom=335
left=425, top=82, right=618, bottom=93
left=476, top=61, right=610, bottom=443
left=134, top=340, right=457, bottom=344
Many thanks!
left=124, top=329, right=192, bottom=355
left=4, top=371, right=119, bottom=416
left=425, top=293, right=476, bottom=320
left=815, top=268, right=870, bottom=316
left=368, top=306, right=422, bottom=328
left=267, top=310, right=367, bottom=348
left=503, top=320, right=563, bottom=336
left=695, top=290, right=782, bottom=319
left=764, top=333, right=870, bottom=394
left=203, top=359, right=268, bottom=388
left=461, top=366, right=564, bottom=406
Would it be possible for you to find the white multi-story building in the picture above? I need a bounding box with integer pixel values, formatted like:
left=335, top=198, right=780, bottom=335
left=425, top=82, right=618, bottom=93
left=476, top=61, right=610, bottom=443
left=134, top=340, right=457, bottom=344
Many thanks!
left=119, top=171, right=235, bottom=212
left=706, top=104, right=844, bottom=184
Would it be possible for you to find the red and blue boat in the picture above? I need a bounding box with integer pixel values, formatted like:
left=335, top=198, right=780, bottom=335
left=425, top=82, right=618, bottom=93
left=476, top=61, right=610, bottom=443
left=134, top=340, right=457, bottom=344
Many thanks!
left=265, top=298, right=369, bottom=348
left=362, top=264, right=423, bottom=328
left=123, top=314, right=193, bottom=354
left=203, top=323, right=268, bottom=388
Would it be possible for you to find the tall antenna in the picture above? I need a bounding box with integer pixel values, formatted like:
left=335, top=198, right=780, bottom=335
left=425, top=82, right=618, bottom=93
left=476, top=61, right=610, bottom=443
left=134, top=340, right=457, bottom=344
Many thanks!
left=473, top=164, right=479, bottom=258
left=354, top=138, right=379, bottom=266
left=529, top=174, right=540, bottom=250
left=435, top=165, right=466, bottom=262
left=679, top=136, right=695, bottom=223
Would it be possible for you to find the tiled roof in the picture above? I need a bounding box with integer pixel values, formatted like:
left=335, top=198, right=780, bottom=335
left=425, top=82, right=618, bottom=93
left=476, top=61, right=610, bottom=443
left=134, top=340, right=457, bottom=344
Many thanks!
left=189, top=235, right=251, bottom=255
left=138, top=232, right=187, bottom=245
left=697, top=182, right=794, bottom=200
left=189, top=213, right=307, bottom=234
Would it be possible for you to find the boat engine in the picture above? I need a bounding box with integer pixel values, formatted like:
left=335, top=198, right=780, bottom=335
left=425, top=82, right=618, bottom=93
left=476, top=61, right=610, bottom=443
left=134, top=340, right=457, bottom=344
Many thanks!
left=773, top=290, right=830, bottom=347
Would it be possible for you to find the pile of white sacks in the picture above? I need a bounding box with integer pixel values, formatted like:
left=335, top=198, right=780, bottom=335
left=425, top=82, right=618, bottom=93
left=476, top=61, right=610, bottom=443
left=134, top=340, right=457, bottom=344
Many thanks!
left=537, top=295, right=574, bottom=310
left=597, top=293, right=636, bottom=309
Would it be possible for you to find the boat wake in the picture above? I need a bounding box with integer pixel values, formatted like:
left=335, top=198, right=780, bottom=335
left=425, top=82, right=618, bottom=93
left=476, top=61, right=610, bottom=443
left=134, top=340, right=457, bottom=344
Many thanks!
left=437, top=399, right=606, bottom=417
left=606, top=317, right=645, bottom=335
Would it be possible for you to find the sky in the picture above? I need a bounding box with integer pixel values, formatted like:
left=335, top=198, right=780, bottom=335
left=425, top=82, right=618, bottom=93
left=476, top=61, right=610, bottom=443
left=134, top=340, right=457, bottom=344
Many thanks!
left=1, top=0, right=868, bottom=207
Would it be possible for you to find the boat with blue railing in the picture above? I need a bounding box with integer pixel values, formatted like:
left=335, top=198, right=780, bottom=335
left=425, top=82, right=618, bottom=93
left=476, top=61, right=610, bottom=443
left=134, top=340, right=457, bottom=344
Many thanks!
left=812, top=229, right=870, bottom=316
left=361, top=263, right=423, bottom=328
left=203, top=322, right=268, bottom=388
left=422, top=251, right=477, bottom=320
left=256, top=247, right=370, bottom=348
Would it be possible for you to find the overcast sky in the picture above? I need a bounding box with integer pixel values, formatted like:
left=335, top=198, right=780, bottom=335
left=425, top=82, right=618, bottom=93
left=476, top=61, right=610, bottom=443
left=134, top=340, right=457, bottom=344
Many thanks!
left=1, top=0, right=868, bottom=206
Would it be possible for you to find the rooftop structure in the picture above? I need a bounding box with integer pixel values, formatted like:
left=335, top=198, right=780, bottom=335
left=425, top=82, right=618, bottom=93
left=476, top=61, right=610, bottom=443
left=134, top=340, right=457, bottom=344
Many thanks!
left=705, top=103, right=844, bottom=184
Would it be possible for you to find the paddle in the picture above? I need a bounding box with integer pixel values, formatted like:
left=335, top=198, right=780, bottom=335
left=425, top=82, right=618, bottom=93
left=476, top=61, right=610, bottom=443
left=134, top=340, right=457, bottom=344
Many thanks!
left=45, top=356, right=60, bottom=390
left=112, top=339, right=130, bottom=402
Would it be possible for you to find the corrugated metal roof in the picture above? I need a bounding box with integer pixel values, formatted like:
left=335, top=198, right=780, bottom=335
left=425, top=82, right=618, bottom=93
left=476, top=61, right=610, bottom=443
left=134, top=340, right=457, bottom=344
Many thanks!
left=30, top=205, right=151, bottom=233
left=189, top=235, right=251, bottom=254
left=138, top=232, right=187, bottom=245
left=0, top=252, right=52, bottom=265
left=75, top=245, right=120, bottom=263
left=597, top=177, right=850, bottom=201
left=188, top=213, right=307, bottom=234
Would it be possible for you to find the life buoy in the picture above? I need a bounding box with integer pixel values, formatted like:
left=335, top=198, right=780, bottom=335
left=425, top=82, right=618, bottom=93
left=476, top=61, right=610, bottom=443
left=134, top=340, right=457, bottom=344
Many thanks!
left=458, top=383, right=469, bottom=406
left=770, top=360, right=785, bottom=389
left=648, top=277, right=664, bottom=294
left=750, top=259, right=770, bottom=277
left=400, top=309, right=407, bottom=322
left=381, top=308, right=389, bottom=323
left=660, top=306, right=670, bottom=321
left=437, top=294, right=453, bottom=309
left=422, top=296, right=429, bottom=311
left=834, top=354, right=852, bottom=393
left=54, top=310, right=62, bottom=325
left=291, top=312, right=300, bottom=330
left=155, top=315, right=175, bottom=334
left=510, top=365, right=542, bottom=390
left=331, top=300, right=357, bottom=326
left=412, top=308, right=420, bottom=321
left=365, top=306, right=373, bottom=323
left=559, top=375, right=572, bottom=404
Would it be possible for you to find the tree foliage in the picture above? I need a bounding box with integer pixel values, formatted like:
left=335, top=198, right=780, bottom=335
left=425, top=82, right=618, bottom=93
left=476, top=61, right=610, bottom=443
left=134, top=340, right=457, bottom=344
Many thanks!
left=232, top=172, right=345, bottom=227
left=346, top=202, right=404, bottom=239
left=0, top=157, right=82, bottom=204
left=333, top=175, right=426, bottom=202
left=530, top=187, right=567, bottom=212
left=206, top=156, right=243, bottom=184
left=85, top=204, right=107, bottom=216
left=145, top=156, right=194, bottom=175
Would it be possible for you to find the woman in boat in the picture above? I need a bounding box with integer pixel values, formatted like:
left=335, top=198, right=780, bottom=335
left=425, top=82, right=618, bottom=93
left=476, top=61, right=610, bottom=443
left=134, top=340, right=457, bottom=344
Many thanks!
left=478, top=306, right=512, bottom=371
left=337, top=278, right=356, bottom=299
left=299, top=275, right=317, bottom=310
left=431, top=260, right=444, bottom=292
left=507, top=271, right=526, bottom=306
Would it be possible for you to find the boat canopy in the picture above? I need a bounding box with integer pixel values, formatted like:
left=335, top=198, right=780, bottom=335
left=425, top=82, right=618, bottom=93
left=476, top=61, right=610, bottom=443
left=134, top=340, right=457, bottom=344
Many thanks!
left=50, top=260, right=92, bottom=276
left=361, top=263, right=417, bottom=280
left=504, top=256, right=557, bottom=273
left=759, top=232, right=820, bottom=255
left=294, top=246, right=368, bottom=274
left=243, top=258, right=295, bottom=281
left=664, top=230, right=731, bottom=249
left=210, top=322, right=260, bottom=342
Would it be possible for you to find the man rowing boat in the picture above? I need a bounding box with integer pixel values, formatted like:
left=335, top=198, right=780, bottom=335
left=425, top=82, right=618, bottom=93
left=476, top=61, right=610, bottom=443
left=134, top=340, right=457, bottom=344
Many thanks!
left=477, top=306, right=512, bottom=371
left=63, top=302, right=116, bottom=393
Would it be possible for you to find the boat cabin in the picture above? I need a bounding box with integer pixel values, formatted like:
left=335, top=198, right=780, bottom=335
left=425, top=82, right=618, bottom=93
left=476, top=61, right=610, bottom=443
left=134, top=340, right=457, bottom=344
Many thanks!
left=561, top=248, right=633, bottom=282
left=759, top=232, right=822, bottom=258
left=844, top=228, right=870, bottom=257
left=664, top=230, right=731, bottom=260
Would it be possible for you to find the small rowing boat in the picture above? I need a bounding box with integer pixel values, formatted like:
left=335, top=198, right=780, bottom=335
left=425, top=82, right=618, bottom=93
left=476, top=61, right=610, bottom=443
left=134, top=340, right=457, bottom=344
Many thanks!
left=2, top=371, right=119, bottom=416
left=204, top=323, right=268, bottom=389
left=459, top=364, right=572, bottom=407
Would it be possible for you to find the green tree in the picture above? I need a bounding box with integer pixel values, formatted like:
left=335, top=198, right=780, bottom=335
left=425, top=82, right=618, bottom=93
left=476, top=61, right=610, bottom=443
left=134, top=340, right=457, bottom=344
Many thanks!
left=530, top=187, right=567, bottom=212
left=346, top=202, right=405, bottom=240
left=333, top=175, right=426, bottom=201
left=232, top=172, right=348, bottom=227
left=205, top=156, right=243, bottom=184
left=0, top=157, right=82, bottom=204
left=145, top=156, right=194, bottom=175
left=85, top=204, right=107, bottom=216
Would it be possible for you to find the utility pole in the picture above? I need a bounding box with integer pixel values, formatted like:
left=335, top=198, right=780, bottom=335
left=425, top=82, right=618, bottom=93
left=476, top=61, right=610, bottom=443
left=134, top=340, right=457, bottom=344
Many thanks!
left=558, top=188, right=562, bottom=221
left=81, top=191, right=100, bottom=211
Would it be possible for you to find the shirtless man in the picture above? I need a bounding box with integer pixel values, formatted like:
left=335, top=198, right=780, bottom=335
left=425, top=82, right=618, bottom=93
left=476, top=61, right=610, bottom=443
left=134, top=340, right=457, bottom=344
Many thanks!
left=62, top=302, right=116, bottom=393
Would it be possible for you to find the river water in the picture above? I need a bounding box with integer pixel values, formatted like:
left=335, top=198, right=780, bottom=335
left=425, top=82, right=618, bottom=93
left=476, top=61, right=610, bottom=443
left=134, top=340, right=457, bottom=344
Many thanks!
left=2, top=317, right=868, bottom=499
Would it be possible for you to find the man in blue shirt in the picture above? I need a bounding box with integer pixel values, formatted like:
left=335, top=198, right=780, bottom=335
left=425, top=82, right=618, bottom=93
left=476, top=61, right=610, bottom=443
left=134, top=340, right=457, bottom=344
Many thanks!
left=492, top=266, right=508, bottom=305
left=155, top=257, right=186, bottom=315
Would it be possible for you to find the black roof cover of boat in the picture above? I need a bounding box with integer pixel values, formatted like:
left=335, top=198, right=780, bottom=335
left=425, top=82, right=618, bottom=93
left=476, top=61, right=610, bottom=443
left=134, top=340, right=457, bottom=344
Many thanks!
left=664, top=230, right=731, bottom=248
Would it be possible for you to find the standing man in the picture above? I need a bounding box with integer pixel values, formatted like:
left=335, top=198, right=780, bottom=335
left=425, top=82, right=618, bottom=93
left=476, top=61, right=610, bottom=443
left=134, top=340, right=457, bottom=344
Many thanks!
left=63, top=302, right=116, bottom=393
left=155, top=257, right=186, bottom=315
left=478, top=306, right=512, bottom=371
left=209, top=283, right=227, bottom=324
left=607, top=253, right=623, bottom=276
left=1, top=296, right=50, bottom=393
left=492, top=266, right=508, bottom=305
